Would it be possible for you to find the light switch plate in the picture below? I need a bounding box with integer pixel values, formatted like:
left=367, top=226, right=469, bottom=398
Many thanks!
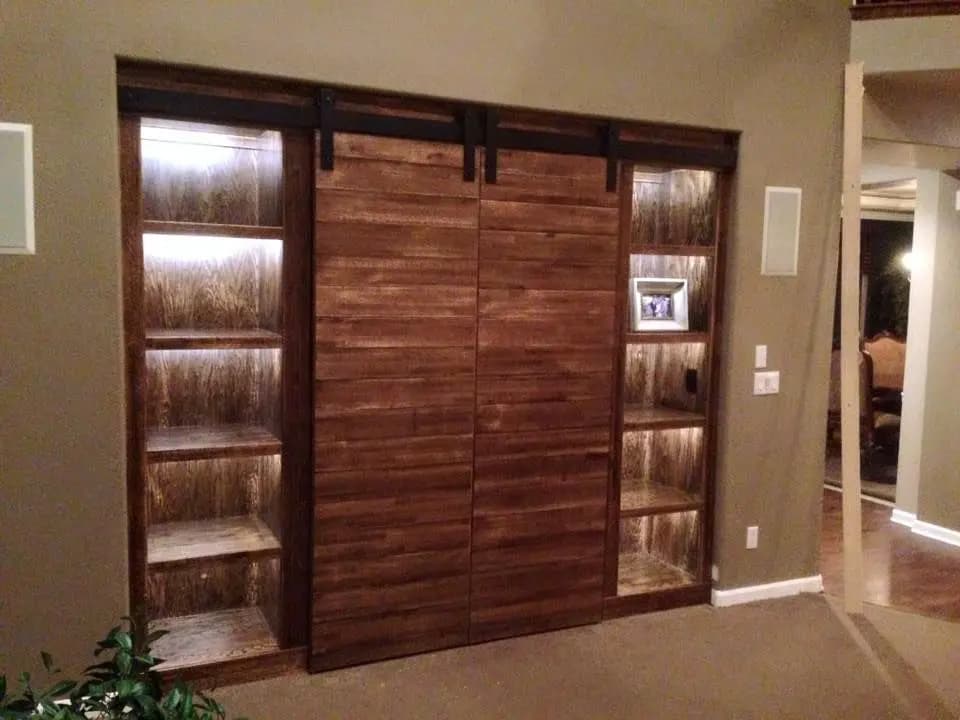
left=753, top=370, right=780, bottom=395
left=746, top=526, right=759, bottom=549
left=0, top=122, right=35, bottom=255
left=755, top=345, right=767, bottom=369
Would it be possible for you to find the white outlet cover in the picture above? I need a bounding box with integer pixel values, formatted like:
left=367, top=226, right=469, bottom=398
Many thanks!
left=755, top=345, right=768, bottom=369
left=753, top=370, right=780, bottom=395
left=746, top=526, right=759, bottom=549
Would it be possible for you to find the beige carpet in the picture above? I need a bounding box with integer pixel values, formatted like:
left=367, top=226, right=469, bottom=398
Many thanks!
left=214, top=595, right=954, bottom=719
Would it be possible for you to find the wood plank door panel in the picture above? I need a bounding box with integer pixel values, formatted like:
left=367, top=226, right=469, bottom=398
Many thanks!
left=470, top=150, right=618, bottom=643
left=311, top=134, right=479, bottom=670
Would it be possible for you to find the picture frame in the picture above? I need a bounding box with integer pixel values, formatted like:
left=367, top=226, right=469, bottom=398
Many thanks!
left=630, top=277, right=689, bottom=331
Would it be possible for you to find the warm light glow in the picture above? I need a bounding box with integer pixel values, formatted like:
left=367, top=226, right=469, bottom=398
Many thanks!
left=900, top=251, right=914, bottom=273
left=143, top=233, right=281, bottom=262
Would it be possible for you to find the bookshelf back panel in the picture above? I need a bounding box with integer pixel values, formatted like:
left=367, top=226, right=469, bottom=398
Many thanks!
left=145, top=349, right=281, bottom=433
left=631, top=169, right=717, bottom=248
left=141, top=121, right=282, bottom=226
left=143, top=236, right=281, bottom=331
left=620, top=511, right=701, bottom=574
left=621, top=427, right=704, bottom=494
left=624, top=342, right=707, bottom=412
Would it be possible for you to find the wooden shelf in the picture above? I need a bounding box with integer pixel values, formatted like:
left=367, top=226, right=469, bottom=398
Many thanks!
left=626, top=331, right=709, bottom=344
left=146, top=425, right=281, bottom=462
left=630, top=243, right=715, bottom=257
left=621, top=482, right=703, bottom=517
left=617, top=553, right=696, bottom=596
left=143, top=220, right=283, bottom=239
left=150, top=607, right=280, bottom=671
left=146, top=328, right=282, bottom=350
left=623, top=405, right=706, bottom=431
left=147, top=516, right=281, bottom=567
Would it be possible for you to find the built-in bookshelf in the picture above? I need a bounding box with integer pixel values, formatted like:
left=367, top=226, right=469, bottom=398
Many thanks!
left=126, top=118, right=295, bottom=671
left=609, top=167, right=724, bottom=611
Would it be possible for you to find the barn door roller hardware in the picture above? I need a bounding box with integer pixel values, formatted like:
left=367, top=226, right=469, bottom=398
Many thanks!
left=118, top=84, right=737, bottom=188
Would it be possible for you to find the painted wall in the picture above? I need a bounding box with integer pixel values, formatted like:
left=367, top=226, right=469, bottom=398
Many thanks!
left=0, top=1, right=849, bottom=672
left=915, top=172, right=960, bottom=531
left=851, top=15, right=960, bottom=73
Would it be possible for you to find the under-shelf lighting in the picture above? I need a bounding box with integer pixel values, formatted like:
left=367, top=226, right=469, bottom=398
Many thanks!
left=143, top=233, right=281, bottom=262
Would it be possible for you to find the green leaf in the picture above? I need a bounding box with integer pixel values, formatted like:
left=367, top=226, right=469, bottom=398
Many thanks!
left=45, top=680, right=76, bottom=698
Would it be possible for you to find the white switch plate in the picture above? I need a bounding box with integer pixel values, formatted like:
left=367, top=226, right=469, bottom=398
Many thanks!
left=746, top=526, right=759, bottom=549
left=753, top=370, right=780, bottom=395
left=711, top=564, right=719, bottom=582
left=755, top=345, right=767, bottom=369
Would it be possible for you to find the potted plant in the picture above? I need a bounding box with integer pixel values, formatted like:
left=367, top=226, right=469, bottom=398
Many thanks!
left=0, top=619, right=245, bottom=720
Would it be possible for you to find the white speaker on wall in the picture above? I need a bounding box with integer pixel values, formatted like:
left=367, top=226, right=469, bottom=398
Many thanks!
left=0, top=122, right=35, bottom=255
left=761, top=186, right=801, bottom=276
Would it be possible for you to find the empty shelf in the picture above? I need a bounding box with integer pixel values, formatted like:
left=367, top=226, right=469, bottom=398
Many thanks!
left=147, top=516, right=281, bottom=567
left=618, top=553, right=696, bottom=596
left=143, top=220, right=283, bottom=239
left=150, top=607, right=280, bottom=671
left=146, top=425, right=281, bottom=462
left=621, top=482, right=703, bottom=517
left=146, top=328, right=282, bottom=350
left=626, top=331, right=709, bottom=344
left=623, top=406, right=706, bottom=431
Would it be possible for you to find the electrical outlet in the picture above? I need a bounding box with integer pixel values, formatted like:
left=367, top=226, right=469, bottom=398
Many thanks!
left=711, top=564, right=719, bottom=582
left=755, top=345, right=768, bottom=369
left=746, top=526, right=759, bottom=549
left=753, top=370, right=780, bottom=395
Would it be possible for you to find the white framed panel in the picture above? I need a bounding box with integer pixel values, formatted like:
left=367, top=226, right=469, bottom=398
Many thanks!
left=0, top=122, right=35, bottom=255
left=761, top=186, right=802, bottom=276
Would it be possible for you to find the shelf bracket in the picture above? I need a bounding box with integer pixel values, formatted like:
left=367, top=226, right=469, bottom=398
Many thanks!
left=318, top=88, right=335, bottom=171
left=484, top=107, right=499, bottom=184
left=463, top=107, right=478, bottom=182
left=605, top=121, right=620, bottom=192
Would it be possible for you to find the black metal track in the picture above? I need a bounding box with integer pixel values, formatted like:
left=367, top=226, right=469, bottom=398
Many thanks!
left=118, top=84, right=737, bottom=172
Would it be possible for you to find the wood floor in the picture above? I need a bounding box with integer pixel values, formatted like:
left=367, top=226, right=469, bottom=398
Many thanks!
left=820, top=489, right=960, bottom=622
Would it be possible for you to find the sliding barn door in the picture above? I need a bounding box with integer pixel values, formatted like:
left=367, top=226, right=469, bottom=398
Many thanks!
left=311, top=135, right=479, bottom=669
left=470, top=150, right=619, bottom=641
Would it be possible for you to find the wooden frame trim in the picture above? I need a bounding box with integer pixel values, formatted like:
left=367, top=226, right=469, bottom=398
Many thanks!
left=851, top=1, right=960, bottom=19
left=279, top=128, right=315, bottom=647
left=120, top=114, right=147, bottom=623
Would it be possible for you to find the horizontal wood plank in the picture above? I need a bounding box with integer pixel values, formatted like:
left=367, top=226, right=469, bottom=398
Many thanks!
left=479, top=318, right=614, bottom=348
left=316, top=317, right=475, bottom=349
left=316, top=375, right=474, bottom=413
left=480, top=171, right=617, bottom=208
left=147, top=516, right=280, bottom=567
left=333, top=133, right=464, bottom=167
left=315, top=406, right=474, bottom=441
left=476, top=372, right=612, bottom=404
left=145, top=328, right=282, bottom=350
left=315, top=255, right=476, bottom=287
left=480, top=230, right=617, bottom=264
left=480, top=200, right=618, bottom=235
left=316, top=156, right=478, bottom=198
left=318, top=190, right=478, bottom=229
left=477, top=399, right=611, bottom=433
left=316, top=222, right=477, bottom=259
left=478, top=346, right=614, bottom=376
left=316, top=347, right=475, bottom=380
left=476, top=427, right=610, bottom=459
left=316, top=285, right=476, bottom=318
left=479, top=288, right=614, bottom=320
left=480, top=259, right=616, bottom=291
left=316, top=433, right=473, bottom=472
left=146, top=425, right=281, bottom=463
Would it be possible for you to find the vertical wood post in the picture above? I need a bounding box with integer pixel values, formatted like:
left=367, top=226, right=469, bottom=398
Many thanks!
left=841, top=62, right=865, bottom=615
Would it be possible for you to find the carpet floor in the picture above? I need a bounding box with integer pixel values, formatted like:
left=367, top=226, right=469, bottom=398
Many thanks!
left=214, top=594, right=955, bottom=719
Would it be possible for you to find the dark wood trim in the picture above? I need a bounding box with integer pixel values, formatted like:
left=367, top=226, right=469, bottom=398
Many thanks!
left=603, top=162, right=634, bottom=597
left=145, top=329, right=282, bottom=350
left=142, top=220, right=284, bottom=239
left=700, top=171, right=732, bottom=585
left=602, top=584, right=711, bottom=619
left=120, top=114, right=147, bottom=625
left=158, top=646, right=307, bottom=692
left=851, top=1, right=960, bottom=19
left=280, top=129, right=315, bottom=649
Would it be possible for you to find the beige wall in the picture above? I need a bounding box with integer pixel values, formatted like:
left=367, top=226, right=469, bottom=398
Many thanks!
left=0, top=1, right=848, bottom=673
left=915, top=172, right=960, bottom=530
left=851, top=15, right=960, bottom=73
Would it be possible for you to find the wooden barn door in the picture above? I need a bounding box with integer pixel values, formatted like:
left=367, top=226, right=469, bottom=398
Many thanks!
left=470, top=150, right=619, bottom=642
left=311, top=134, right=480, bottom=669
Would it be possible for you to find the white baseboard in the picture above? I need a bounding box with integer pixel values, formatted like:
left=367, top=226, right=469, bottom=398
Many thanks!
left=711, top=575, right=823, bottom=608
left=912, top=519, right=960, bottom=548
left=890, top=508, right=917, bottom=528
left=889, top=509, right=960, bottom=548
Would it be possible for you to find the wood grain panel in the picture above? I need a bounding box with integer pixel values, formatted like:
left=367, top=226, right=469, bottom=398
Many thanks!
left=624, top=342, right=707, bottom=413
left=147, top=556, right=279, bottom=620
left=312, top=137, right=477, bottom=669
left=631, top=170, right=716, bottom=248
left=471, top=149, right=616, bottom=642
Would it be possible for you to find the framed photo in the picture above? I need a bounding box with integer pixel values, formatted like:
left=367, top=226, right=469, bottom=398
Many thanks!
left=630, top=277, right=689, bottom=331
